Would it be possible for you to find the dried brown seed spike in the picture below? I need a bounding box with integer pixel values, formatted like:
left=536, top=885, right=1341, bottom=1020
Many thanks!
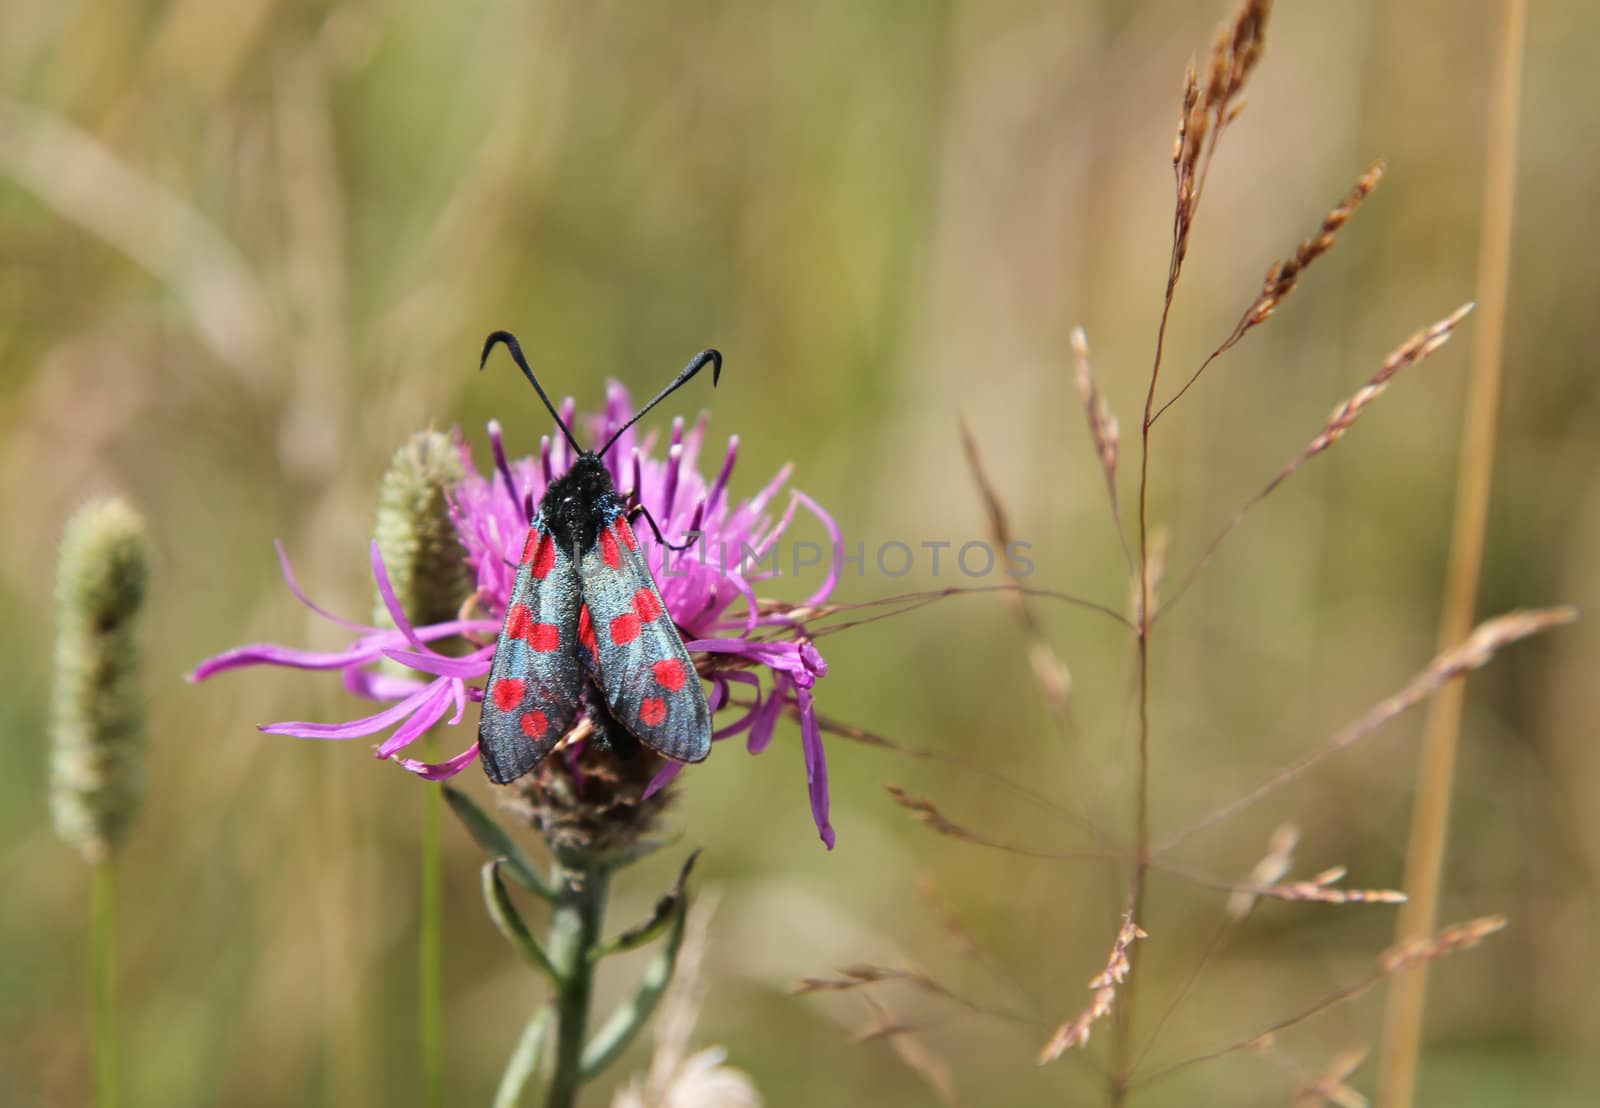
left=1379, top=915, right=1507, bottom=974
left=1071, top=325, right=1120, bottom=520
left=1038, top=914, right=1148, bottom=1062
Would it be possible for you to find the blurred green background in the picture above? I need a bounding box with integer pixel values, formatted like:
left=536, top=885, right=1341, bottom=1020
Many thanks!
left=3, top=1, right=1597, bottom=1105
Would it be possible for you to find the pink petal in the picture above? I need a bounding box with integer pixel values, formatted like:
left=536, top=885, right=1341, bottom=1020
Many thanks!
left=796, top=686, right=834, bottom=849
left=260, top=680, right=445, bottom=740
left=746, top=679, right=788, bottom=755
left=382, top=645, right=495, bottom=679
left=642, top=760, right=685, bottom=801
left=369, top=540, right=427, bottom=653
left=191, top=639, right=388, bottom=681
left=345, top=667, right=427, bottom=700
left=398, top=742, right=481, bottom=780
left=376, top=680, right=456, bottom=757
left=275, top=541, right=371, bottom=632
left=790, top=489, right=843, bottom=607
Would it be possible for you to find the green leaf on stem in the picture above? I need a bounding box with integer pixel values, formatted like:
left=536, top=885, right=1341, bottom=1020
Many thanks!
left=578, top=853, right=696, bottom=1079
left=491, top=1004, right=553, bottom=1108
left=446, top=786, right=555, bottom=900
left=590, top=850, right=699, bottom=962
left=483, top=860, right=560, bottom=984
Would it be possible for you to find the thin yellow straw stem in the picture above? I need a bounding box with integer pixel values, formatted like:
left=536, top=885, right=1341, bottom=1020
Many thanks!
left=92, top=859, right=120, bottom=1108
left=1377, top=1, right=1527, bottom=1103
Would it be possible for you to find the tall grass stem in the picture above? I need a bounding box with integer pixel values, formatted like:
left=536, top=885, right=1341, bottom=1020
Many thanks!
left=1378, top=0, right=1528, bottom=1103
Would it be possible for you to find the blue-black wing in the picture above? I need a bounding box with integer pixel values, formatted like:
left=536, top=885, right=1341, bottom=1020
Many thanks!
left=478, top=516, right=584, bottom=783
left=577, top=512, right=710, bottom=763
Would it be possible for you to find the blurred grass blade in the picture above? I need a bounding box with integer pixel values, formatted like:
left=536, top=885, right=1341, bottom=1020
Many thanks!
left=446, top=787, right=554, bottom=900
left=482, top=862, right=559, bottom=984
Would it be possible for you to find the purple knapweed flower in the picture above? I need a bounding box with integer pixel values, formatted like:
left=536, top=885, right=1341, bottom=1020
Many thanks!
left=192, top=384, right=841, bottom=847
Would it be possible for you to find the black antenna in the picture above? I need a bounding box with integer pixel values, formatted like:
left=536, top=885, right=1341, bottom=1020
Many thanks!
left=598, top=349, right=722, bottom=458
left=480, top=331, right=583, bottom=455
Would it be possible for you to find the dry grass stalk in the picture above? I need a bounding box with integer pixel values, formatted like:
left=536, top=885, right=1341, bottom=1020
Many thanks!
left=1122, top=10, right=1272, bottom=1095
left=1256, top=1038, right=1370, bottom=1108
left=790, top=960, right=1023, bottom=1028
left=1172, top=1, right=1273, bottom=275
left=884, top=785, right=1100, bottom=861
left=1226, top=823, right=1300, bottom=918
left=794, top=708, right=931, bottom=759
left=1292, top=1046, right=1369, bottom=1108
left=1303, top=303, right=1475, bottom=457
left=1159, top=606, right=1576, bottom=854
left=1155, top=303, right=1477, bottom=624
left=1071, top=326, right=1121, bottom=521
left=802, top=585, right=1133, bottom=640
left=1038, top=914, right=1148, bottom=1063
left=1153, top=162, right=1387, bottom=423
left=1381, top=7, right=1530, bottom=1102
left=1380, top=914, right=1506, bottom=974
left=1250, top=163, right=1384, bottom=328
left=957, top=420, right=1072, bottom=710
left=885, top=785, right=990, bottom=847
left=917, top=875, right=981, bottom=960
left=1256, top=866, right=1407, bottom=907
left=854, top=994, right=959, bottom=1105
left=1131, top=524, right=1169, bottom=624
left=1139, top=915, right=1506, bottom=1089
left=790, top=964, right=940, bottom=997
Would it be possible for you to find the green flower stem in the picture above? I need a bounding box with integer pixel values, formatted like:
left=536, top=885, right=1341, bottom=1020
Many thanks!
left=420, top=767, right=443, bottom=1108
left=543, top=863, right=610, bottom=1108
left=92, top=859, right=119, bottom=1108
left=493, top=1004, right=553, bottom=1108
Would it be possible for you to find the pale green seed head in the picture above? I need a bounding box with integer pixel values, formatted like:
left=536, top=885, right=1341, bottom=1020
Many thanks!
left=373, top=430, right=473, bottom=632
left=50, top=498, right=150, bottom=863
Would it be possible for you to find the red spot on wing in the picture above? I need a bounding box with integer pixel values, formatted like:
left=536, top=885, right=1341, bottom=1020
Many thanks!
left=600, top=524, right=621, bottom=570
left=492, top=679, right=526, bottom=711
left=520, top=530, right=540, bottom=565
left=640, top=697, right=667, bottom=726
left=519, top=710, right=548, bottom=737
left=616, top=518, right=638, bottom=550
left=609, top=613, right=641, bottom=645
left=504, top=603, right=533, bottom=641
left=578, top=605, right=597, bottom=653
left=633, top=587, right=662, bottom=623
left=652, top=658, right=687, bottom=691
left=528, top=623, right=560, bottom=652
left=530, top=532, right=556, bottom=579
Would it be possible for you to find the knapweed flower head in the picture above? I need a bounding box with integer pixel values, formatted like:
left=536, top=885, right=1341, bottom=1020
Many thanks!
left=192, top=384, right=840, bottom=847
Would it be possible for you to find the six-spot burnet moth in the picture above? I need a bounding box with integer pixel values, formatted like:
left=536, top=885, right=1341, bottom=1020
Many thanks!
left=476, top=331, right=721, bottom=784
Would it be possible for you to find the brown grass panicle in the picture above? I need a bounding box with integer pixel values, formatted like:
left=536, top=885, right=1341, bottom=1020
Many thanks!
left=1172, top=1, right=1273, bottom=279
left=1038, top=913, right=1149, bottom=1063
left=1071, top=326, right=1121, bottom=524
left=798, top=1, right=1569, bottom=1103
left=1249, top=162, right=1385, bottom=329
left=1379, top=914, right=1508, bottom=975
left=1153, top=159, right=1388, bottom=424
